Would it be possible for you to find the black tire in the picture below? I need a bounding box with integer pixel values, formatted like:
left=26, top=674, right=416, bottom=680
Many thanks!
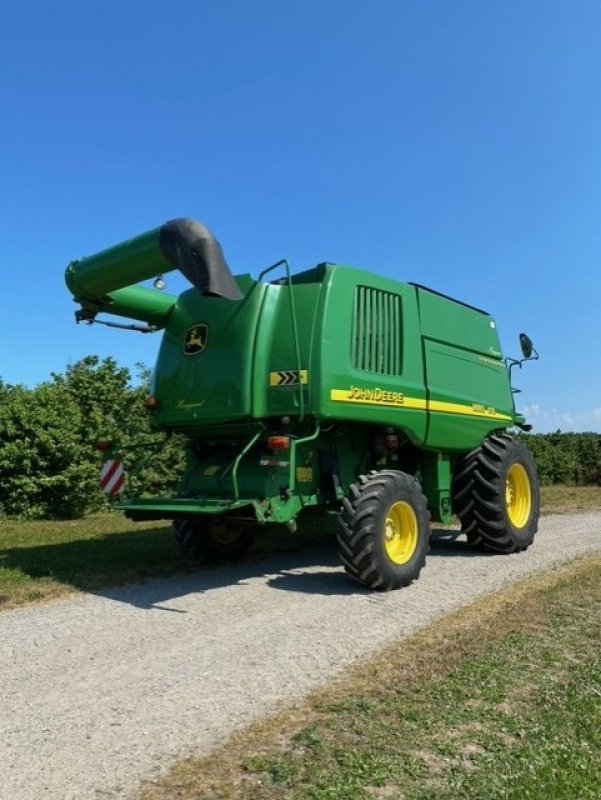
left=337, top=470, right=431, bottom=591
left=453, top=434, right=540, bottom=553
left=452, top=445, right=484, bottom=547
left=173, top=518, right=255, bottom=562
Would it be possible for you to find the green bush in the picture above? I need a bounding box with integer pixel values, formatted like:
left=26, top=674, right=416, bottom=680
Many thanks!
left=0, top=357, right=185, bottom=519
left=0, top=382, right=97, bottom=518
left=523, top=432, right=601, bottom=486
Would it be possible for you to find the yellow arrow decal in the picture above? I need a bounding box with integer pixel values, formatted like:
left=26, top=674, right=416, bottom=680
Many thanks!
left=269, top=370, right=308, bottom=387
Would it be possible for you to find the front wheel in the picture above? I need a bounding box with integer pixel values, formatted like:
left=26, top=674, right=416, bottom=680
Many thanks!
left=337, top=470, right=431, bottom=591
left=173, top=518, right=255, bottom=562
left=453, top=434, right=540, bottom=553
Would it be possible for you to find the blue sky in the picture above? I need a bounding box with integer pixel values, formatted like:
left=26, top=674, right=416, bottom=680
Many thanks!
left=1, top=0, right=600, bottom=432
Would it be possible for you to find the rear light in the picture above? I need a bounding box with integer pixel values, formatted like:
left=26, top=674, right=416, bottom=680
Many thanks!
left=267, top=435, right=291, bottom=451
left=96, top=441, right=111, bottom=452
left=145, top=395, right=159, bottom=410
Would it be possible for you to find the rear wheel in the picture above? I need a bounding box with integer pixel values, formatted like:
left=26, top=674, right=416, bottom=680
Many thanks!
left=338, top=470, right=430, bottom=590
left=173, top=518, right=255, bottom=562
left=453, top=434, right=539, bottom=553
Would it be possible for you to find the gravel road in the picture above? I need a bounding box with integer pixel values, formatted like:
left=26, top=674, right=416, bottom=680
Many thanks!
left=1, top=512, right=599, bottom=800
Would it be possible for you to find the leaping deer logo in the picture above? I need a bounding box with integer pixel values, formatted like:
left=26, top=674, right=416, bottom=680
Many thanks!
left=184, top=324, right=209, bottom=355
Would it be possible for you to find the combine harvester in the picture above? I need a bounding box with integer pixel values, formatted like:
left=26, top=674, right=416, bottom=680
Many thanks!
left=65, top=219, right=539, bottom=590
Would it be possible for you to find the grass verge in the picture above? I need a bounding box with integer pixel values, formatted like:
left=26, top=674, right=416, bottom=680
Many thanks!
left=0, top=515, right=180, bottom=609
left=138, top=556, right=601, bottom=800
left=540, top=484, right=601, bottom=514
left=0, top=512, right=335, bottom=611
left=0, top=485, right=598, bottom=611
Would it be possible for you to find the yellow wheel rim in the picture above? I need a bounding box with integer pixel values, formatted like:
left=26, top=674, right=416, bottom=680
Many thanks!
left=384, top=501, right=418, bottom=565
left=209, top=522, right=242, bottom=545
left=505, top=464, right=532, bottom=528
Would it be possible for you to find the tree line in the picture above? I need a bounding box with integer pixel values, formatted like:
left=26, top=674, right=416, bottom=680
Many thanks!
left=522, top=430, right=601, bottom=487
left=0, top=356, right=599, bottom=519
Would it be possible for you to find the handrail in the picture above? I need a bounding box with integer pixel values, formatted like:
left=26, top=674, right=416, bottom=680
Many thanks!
left=258, top=259, right=305, bottom=421
left=231, top=429, right=263, bottom=500
left=289, top=421, right=321, bottom=502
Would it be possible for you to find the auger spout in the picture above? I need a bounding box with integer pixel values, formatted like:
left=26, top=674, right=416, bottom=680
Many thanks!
left=65, top=218, right=242, bottom=327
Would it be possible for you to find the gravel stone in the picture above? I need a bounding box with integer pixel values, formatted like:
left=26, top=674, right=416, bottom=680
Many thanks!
left=0, top=512, right=599, bottom=799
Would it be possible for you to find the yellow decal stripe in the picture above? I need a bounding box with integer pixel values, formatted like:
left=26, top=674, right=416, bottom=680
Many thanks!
left=478, top=356, right=506, bottom=368
left=330, top=389, right=426, bottom=410
left=330, top=389, right=512, bottom=421
left=428, top=400, right=512, bottom=422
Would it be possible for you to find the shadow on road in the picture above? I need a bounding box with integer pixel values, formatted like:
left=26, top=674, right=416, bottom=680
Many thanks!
left=94, top=531, right=489, bottom=608
left=263, top=536, right=489, bottom=597
left=96, top=544, right=349, bottom=609
left=2, top=519, right=488, bottom=611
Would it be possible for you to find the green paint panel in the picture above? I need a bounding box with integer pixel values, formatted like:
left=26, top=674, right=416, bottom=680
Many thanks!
left=65, top=228, right=168, bottom=301
left=151, top=275, right=262, bottom=427
left=415, top=286, right=502, bottom=358
left=314, top=266, right=428, bottom=445
left=101, top=286, right=176, bottom=328
left=423, top=339, right=514, bottom=450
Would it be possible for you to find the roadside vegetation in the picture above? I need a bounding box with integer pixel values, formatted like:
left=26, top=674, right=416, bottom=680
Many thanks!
left=0, top=485, right=599, bottom=611
left=138, top=556, right=601, bottom=800
left=540, top=484, right=601, bottom=514
left=0, top=511, right=336, bottom=610
left=0, top=514, right=176, bottom=609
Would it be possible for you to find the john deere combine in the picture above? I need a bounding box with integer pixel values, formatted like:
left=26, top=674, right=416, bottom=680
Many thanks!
left=65, top=218, right=540, bottom=590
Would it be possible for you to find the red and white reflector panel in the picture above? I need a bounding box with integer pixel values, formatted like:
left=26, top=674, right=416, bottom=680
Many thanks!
left=100, top=460, right=126, bottom=495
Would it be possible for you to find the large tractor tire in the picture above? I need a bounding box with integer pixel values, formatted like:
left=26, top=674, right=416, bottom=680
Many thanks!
left=338, top=470, right=430, bottom=591
left=173, top=518, right=255, bottom=562
left=453, top=433, right=539, bottom=553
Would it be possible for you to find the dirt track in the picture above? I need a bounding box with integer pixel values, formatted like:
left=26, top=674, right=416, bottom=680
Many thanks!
left=1, top=512, right=600, bottom=800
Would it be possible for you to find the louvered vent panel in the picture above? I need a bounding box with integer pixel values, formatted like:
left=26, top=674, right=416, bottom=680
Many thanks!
left=351, top=286, right=402, bottom=375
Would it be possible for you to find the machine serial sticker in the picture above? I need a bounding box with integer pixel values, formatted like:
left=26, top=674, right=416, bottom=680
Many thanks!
left=296, top=467, right=313, bottom=482
left=269, top=370, right=308, bottom=387
left=428, top=400, right=512, bottom=421
left=183, top=324, right=209, bottom=355
left=260, top=458, right=290, bottom=468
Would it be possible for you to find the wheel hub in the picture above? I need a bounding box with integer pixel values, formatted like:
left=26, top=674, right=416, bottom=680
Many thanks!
left=384, top=501, right=418, bottom=565
left=505, top=463, right=532, bottom=529
left=209, top=522, right=242, bottom=544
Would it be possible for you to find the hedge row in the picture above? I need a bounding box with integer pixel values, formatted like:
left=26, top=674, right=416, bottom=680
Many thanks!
left=0, top=356, right=599, bottom=518
left=522, top=431, right=601, bottom=486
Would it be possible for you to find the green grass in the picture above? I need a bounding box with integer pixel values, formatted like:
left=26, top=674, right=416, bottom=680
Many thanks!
left=138, top=556, right=601, bottom=800
left=0, top=515, right=184, bottom=608
left=0, top=510, right=336, bottom=610
left=540, top=484, right=601, bottom=514
left=0, top=485, right=598, bottom=611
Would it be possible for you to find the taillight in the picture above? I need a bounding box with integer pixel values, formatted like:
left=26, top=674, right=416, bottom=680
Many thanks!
left=145, top=395, right=159, bottom=410
left=267, top=435, right=291, bottom=451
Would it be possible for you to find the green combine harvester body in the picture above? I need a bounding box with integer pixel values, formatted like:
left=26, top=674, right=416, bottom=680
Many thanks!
left=66, top=218, right=540, bottom=590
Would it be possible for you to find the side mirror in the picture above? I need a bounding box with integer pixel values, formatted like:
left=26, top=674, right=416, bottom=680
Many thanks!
left=519, top=333, right=534, bottom=359
left=508, top=333, right=539, bottom=385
